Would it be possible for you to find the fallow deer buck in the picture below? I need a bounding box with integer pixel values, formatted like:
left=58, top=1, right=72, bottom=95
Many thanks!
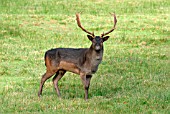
left=38, top=13, right=117, bottom=100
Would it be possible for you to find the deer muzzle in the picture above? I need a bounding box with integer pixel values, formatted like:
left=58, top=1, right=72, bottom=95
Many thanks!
left=95, top=45, right=101, bottom=51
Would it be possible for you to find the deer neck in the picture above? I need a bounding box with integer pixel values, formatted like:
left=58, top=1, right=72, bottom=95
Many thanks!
left=82, top=45, right=103, bottom=74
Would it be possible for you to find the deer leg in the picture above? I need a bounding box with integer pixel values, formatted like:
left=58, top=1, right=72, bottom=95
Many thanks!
left=38, top=71, right=55, bottom=97
left=53, top=70, right=66, bottom=97
left=85, top=75, right=92, bottom=100
left=80, top=73, right=92, bottom=100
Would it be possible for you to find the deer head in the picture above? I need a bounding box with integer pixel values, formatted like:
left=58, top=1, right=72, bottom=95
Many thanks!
left=76, top=13, right=117, bottom=51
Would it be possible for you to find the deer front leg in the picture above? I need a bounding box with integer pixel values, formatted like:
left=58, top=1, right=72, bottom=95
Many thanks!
left=80, top=73, right=92, bottom=100
left=85, top=75, right=92, bottom=100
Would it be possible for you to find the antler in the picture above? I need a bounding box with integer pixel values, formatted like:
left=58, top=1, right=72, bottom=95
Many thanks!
left=76, top=13, right=95, bottom=37
left=101, top=13, right=117, bottom=37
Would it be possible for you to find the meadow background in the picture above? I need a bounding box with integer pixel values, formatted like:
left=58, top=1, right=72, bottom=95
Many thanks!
left=0, top=0, right=170, bottom=113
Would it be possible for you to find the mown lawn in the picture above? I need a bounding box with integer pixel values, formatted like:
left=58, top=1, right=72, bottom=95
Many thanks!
left=0, top=0, right=170, bottom=113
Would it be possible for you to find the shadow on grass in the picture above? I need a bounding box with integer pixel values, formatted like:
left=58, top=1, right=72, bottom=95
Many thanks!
left=90, top=86, right=123, bottom=99
left=41, top=85, right=123, bottom=100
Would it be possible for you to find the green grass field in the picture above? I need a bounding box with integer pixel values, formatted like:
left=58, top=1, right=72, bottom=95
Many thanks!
left=0, top=0, right=170, bottom=113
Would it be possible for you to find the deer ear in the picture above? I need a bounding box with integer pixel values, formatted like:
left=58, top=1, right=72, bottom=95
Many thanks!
left=87, top=35, right=93, bottom=41
left=103, top=36, right=110, bottom=42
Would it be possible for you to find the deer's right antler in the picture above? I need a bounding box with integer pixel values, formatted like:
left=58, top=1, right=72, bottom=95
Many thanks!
left=76, top=13, right=95, bottom=37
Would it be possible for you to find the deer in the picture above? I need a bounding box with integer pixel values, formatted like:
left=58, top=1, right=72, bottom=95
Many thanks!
left=38, top=13, right=117, bottom=100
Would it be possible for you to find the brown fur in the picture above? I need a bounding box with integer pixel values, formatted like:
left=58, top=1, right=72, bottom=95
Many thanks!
left=38, top=36, right=109, bottom=100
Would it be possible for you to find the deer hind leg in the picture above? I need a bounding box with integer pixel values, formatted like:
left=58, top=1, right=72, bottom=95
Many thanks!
left=80, top=73, right=92, bottom=100
left=53, top=70, right=66, bottom=97
left=38, top=71, right=55, bottom=97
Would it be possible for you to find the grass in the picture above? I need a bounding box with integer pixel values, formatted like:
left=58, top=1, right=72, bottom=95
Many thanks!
left=0, top=0, right=170, bottom=113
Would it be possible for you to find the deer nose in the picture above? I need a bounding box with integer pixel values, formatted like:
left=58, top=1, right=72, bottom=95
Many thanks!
left=95, top=45, right=101, bottom=51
